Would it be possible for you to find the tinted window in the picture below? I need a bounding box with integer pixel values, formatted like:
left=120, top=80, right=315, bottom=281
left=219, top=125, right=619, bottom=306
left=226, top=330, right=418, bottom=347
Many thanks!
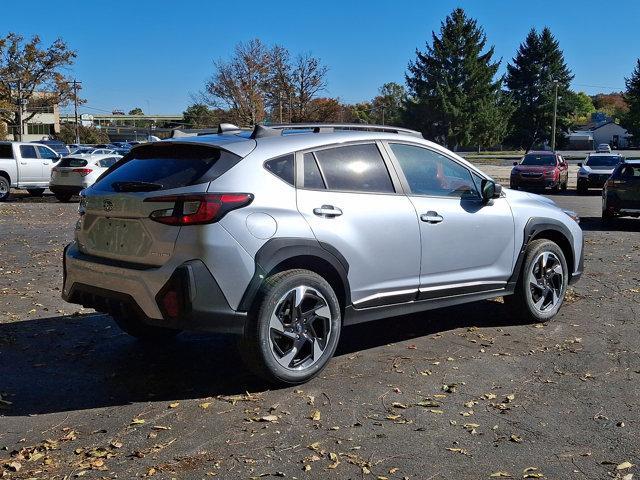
left=586, top=155, right=622, bottom=167
left=98, top=157, right=119, bottom=168
left=58, top=157, right=88, bottom=168
left=390, top=143, right=478, bottom=198
left=303, top=152, right=325, bottom=189
left=19, top=145, right=37, bottom=159
left=520, top=154, right=556, bottom=166
left=36, top=145, right=58, bottom=160
left=613, top=164, right=640, bottom=178
left=93, top=144, right=241, bottom=192
left=0, top=144, right=13, bottom=159
left=264, top=154, right=294, bottom=186
left=313, top=144, right=394, bottom=193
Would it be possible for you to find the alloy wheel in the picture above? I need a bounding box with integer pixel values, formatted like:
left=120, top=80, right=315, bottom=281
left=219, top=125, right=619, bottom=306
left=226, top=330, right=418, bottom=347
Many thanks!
left=268, top=285, right=332, bottom=371
left=528, top=251, right=564, bottom=312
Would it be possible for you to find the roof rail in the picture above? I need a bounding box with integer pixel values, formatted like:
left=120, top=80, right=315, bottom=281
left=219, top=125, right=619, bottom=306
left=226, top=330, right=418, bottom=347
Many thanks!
left=266, top=123, right=423, bottom=138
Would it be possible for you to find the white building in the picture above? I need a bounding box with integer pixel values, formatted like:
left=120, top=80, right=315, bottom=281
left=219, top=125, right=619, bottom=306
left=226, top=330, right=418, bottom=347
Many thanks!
left=2, top=93, right=61, bottom=141
left=567, top=121, right=632, bottom=150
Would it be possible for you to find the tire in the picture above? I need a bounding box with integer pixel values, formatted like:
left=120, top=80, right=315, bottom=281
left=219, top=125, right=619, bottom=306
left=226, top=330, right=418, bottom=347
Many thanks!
left=27, top=188, right=45, bottom=197
left=0, top=176, right=10, bottom=202
left=551, top=182, right=560, bottom=192
left=510, top=183, right=518, bottom=191
left=54, top=193, right=73, bottom=202
left=577, top=183, right=587, bottom=195
left=561, top=180, right=568, bottom=191
left=602, top=208, right=616, bottom=225
left=504, top=239, right=568, bottom=323
left=111, top=313, right=181, bottom=341
left=240, top=269, right=342, bottom=384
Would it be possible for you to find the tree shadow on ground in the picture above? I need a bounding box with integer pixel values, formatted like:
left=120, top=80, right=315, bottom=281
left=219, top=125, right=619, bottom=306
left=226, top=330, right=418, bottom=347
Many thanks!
left=579, top=216, right=640, bottom=232
left=0, top=299, right=521, bottom=416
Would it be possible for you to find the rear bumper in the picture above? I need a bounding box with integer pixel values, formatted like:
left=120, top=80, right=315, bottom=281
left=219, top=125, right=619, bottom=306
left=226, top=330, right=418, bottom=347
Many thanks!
left=62, top=243, right=247, bottom=334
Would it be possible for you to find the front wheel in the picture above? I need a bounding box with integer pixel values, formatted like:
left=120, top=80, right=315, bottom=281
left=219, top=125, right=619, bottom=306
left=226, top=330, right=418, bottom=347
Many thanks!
left=505, top=239, right=568, bottom=323
left=240, top=269, right=342, bottom=384
left=577, top=182, right=587, bottom=195
left=27, top=188, right=45, bottom=197
left=561, top=180, right=568, bottom=191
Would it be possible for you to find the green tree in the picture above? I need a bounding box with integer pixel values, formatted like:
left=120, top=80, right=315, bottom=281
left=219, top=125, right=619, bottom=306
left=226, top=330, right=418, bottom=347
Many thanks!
left=56, top=123, right=109, bottom=144
left=370, top=82, right=406, bottom=126
left=0, top=33, right=81, bottom=140
left=567, top=91, right=595, bottom=125
left=404, top=8, right=508, bottom=149
left=505, top=27, right=574, bottom=150
left=183, top=103, right=219, bottom=128
left=623, top=59, right=640, bottom=142
left=128, top=107, right=144, bottom=115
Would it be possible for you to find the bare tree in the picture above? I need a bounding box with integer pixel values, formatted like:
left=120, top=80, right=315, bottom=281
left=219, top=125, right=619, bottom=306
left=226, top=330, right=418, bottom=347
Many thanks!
left=291, top=52, right=328, bottom=121
left=264, top=45, right=294, bottom=123
left=203, top=39, right=270, bottom=126
left=0, top=33, right=81, bottom=140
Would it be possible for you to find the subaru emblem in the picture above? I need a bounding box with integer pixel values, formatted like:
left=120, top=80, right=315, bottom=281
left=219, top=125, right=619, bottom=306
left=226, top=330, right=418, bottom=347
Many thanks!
left=103, top=199, right=114, bottom=212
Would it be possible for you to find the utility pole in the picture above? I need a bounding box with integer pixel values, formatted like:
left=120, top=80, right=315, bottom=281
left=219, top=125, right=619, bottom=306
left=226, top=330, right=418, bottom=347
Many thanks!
left=16, top=80, right=23, bottom=141
left=551, top=80, right=559, bottom=152
left=278, top=92, right=283, bottom=123
left=72, top=80, right=82, bottom=145
left=381, top=105, right=385, bottom=126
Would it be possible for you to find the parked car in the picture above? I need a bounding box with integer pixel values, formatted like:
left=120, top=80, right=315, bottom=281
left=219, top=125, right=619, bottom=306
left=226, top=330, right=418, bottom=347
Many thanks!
left=596, top=143, right=612, bottom=153
left=577, top=153, right=623, bottom=194
left=0, top=141, right=61, bottom=201
left=71, top=147, right=116, bottom=155
left=32, top=140, right=70, bottom=157
left=509, top=151, right=569, bottom=191
left=50, top=154, right=122, bottom=202
left=62, top=123, right=583, bottom=384
left=602, top=160, right=640, bottom=221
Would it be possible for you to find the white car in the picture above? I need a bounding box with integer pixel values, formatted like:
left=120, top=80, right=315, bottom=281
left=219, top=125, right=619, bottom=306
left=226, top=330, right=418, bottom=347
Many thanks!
left=0, top=141, right=61, bottom=201
left=596, top=143, right=612, bottom=153
left=49, top=154, right=121, bottom=202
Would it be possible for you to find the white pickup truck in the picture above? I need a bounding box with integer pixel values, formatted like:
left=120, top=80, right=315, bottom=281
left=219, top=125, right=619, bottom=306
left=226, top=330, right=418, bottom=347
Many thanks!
left=0, top=141, right=61, bottom=201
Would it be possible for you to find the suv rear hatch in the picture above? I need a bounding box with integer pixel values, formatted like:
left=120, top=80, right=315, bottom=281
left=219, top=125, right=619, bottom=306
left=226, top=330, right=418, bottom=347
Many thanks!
left=76, top=143, right=243, bottom=266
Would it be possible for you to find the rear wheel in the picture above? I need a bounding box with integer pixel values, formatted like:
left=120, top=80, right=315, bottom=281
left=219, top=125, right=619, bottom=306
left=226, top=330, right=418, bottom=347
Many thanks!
left=240, top=269, right=341, bottom=384
left=561, top=180, right=568, bottom=191
left=27, top=188, right=45, bottom=197
left=602, top=208, right=616, bottom=224
left=0, top=176, right=10, bottom=202
left=111, top=313, right=181, bottom=341
left=577, top=182, right=587, bottom=195
left=505, top=239, right=568, bottom=323
left=54, top=193, right=73, bottom=202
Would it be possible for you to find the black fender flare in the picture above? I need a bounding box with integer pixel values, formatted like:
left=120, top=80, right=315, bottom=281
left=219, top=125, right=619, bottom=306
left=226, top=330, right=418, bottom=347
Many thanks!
left=507, top=217, right=579, bottom=289
left=237, top=237, right=351, bottom=312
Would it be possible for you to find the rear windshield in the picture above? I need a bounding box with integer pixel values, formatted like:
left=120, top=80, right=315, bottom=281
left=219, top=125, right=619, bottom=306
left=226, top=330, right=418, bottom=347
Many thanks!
left=92, top=143, right=241, bottom=192
left=58, top=157, right=88, bottom=167
left=613, top=164, right=640, bottom=178
left=586, top=155, right=622, bottom=167
left=521, top=154, right=556, bottom=166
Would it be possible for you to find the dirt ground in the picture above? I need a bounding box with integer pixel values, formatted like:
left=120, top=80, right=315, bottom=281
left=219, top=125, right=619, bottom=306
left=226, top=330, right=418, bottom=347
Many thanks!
left=1, top=187, right=639, bottom=480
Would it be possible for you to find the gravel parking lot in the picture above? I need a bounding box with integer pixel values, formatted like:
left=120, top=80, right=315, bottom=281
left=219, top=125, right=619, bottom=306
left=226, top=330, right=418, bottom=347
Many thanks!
left=1, top=182, right=639, bottom=479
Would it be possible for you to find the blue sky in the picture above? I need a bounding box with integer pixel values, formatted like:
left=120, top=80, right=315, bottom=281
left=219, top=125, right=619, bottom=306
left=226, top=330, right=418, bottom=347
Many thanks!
left=2, top=0, right=639, bottom=114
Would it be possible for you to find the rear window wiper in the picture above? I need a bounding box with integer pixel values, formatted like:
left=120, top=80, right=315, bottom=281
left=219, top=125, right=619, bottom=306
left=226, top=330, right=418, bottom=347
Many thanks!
left=111, top=181, right=163, bottom=192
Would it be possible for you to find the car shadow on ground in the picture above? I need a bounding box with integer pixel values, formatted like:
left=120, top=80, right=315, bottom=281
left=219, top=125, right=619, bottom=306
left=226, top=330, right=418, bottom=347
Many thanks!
left=0, top=300, right=520, bottom=416
left=579, top=216, right=640, bottom=232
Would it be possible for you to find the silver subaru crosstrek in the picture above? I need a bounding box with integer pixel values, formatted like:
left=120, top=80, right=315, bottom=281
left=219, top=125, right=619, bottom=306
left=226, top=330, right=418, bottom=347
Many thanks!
left=62, top=124, right=584, bottom=384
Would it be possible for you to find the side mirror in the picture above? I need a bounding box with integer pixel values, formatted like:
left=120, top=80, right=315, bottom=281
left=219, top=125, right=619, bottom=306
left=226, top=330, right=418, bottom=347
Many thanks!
left=578, top=162, right=582, bottom=167
left=481, top=179, right=501, bottom=203
left=512, top=161, right=518, bottom=166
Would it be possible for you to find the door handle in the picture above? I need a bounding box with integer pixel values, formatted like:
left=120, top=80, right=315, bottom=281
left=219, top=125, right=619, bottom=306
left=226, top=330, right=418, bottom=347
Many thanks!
left=420, top=211, right=443, bottom=224
left=313, top=205, right=343, bottom=217
left=20, top=161, right=27, bottom=165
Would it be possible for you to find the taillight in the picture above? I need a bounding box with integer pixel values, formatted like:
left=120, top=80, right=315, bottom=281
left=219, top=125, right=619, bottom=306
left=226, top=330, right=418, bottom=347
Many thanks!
left=144, top=193, right=253, bottom=226
left=606, top=178, right=622, bottom=188
left=72, top=168, right=93, bottom=176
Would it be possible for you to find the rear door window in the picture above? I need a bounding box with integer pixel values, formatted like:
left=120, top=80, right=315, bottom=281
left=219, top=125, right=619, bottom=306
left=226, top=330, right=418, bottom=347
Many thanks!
left=312, top=143, right=394, bottom=193
left=98, top=157, right=119, bottom=168
left=0, top=144, right=13, bottom=159
left=92, top=143, right=241, bottom=192
left=302, top=152, right=326, bottom=189
left=19, top=145, right=38, bottom=159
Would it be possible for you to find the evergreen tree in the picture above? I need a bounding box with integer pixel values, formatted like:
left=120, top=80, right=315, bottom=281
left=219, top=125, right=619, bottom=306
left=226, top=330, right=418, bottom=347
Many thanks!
left=505, top=27, right=574, bottom=150
left=623, top=59, right=640, bottom=143
left=404, top=8, right=508, bottom=149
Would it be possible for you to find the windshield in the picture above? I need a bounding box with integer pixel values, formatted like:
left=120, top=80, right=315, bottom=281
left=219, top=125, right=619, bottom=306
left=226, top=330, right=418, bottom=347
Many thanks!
left=586, top=155, right=621, bottom=167
left=520, top=154, right=556, bottom=166
left=92, top=143, right=241, bottom=192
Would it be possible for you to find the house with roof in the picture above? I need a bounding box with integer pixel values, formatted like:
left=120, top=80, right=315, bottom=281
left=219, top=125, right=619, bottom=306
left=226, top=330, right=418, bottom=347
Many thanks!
left=567, top=117, right=631, bottom=150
